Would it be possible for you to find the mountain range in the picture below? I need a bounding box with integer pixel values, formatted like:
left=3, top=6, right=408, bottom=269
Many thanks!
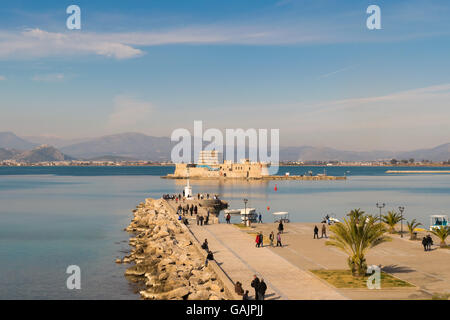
left=1, top=131, right=450, bottom=162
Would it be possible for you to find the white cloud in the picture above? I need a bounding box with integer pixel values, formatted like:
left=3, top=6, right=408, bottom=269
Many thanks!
left=107, top=96, right=154, bottom=130
left=0, top=28, right=144, bottom=60
left=32, top=73, right=65, bottom=82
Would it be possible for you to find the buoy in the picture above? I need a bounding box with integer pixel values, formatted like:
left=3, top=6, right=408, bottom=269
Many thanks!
left=274, top=184, right=278, bottom=191
left=267, top=206, right=270, bottom=211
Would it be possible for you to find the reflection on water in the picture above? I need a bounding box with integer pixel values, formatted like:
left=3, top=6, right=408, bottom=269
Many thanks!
left=0, top=169, right=449, bottom=299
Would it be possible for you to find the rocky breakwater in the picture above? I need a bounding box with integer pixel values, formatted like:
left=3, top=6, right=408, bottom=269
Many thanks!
left=118, top=198, right=228, bottom=300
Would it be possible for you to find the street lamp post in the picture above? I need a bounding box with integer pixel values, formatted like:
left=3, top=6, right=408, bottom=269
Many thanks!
left=243, top=198, right=248, bottom=226
left=376, top=202, right=385, bottom=223
left=398, top=206, right=405, bottom=238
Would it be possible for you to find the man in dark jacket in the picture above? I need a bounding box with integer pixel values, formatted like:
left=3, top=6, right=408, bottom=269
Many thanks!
left=201, top=239, right=209, bottom=250
left=426, top=234, right=433, bottom=251
left=257, top=279, right=267, bottom=300
left=251, top=275, right=260, bottom=300
left=314, top=225, right=319, bottom=239
left=205, top=250, right=214, bottom=266
left=422, top=237, right=428, bottom=251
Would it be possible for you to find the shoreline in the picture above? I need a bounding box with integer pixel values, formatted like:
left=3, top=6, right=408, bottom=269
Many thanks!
left=162, top=175, right=346, bottom=181
left=118, top=197, right=235, bottom=300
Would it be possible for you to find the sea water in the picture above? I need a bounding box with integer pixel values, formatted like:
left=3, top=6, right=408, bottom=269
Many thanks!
left=0, top=166, right=449, bottom=299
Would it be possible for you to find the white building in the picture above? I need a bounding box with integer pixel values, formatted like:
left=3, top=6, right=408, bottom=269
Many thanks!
left=197, top=150, right=221, bottom=165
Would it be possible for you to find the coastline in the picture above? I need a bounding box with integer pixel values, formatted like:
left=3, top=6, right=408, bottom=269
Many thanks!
left=118, top=197, right=235, bottom=300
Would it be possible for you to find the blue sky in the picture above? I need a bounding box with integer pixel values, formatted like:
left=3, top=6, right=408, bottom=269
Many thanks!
left=1, top=0, right=450, bottom=150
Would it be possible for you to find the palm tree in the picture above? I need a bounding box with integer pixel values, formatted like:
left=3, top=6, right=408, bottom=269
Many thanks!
left=430, top=226, right=449, bottom=248
left=326, top=212, right=390, bottom=277
left=406, top=219, right=422, bottom=240
left=382, top=210, right=403, bottom=233
left=346, top=209, right=365, bottom=223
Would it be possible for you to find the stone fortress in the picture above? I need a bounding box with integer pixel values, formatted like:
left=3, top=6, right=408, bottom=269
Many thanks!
left=164, top=150, right=346, bottom=181
left=167, top=150, right=270, bottom=179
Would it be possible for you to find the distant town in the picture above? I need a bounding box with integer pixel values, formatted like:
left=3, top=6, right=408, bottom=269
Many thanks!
left=1, top=159, right=450, bottom=167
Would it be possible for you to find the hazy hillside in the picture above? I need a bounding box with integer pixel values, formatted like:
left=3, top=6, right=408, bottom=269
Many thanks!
left=87, top=155, right=139, bottom=162
left=60, top=132, right=173, bottom=160
left=0, top=148, right=22, bottom=161
left=13, top=145, right=74, bottom=162
left=279, top=146, right=396, bottom=162
left=22, top=135, right=91, bottom=148
left=0, top=132, right=36, bottom=150
left=397, top=143, right=450, bottom=162
left=1, top=131, right=449, bottom=162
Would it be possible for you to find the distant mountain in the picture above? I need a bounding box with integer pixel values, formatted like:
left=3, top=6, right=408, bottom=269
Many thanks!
left=0, top=132, right=36, bottom=150
left=14, top=145, right=74, bottom=162
left=397, top=143, right=450, bottom=162
left=279, top=146, right=396, bottom=162
left=280, top=144, right=450, bottom=162
left=2, top=131, right=449, bottom=162
left=22, top=135, right=91, bottom=148
left=60, top=132, right=173, bottom=160
left=0, top=148, right=22, bottom=161
left=87, top=155, right=139, bottom=162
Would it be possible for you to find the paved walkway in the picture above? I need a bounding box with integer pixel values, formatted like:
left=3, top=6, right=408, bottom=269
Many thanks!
left=252, top=222, right=450, bottom=299
left=188, top=223, right=346, bottom=300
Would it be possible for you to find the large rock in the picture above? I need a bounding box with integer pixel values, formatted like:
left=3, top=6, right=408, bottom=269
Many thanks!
left=188, top=289, right=211, bottom=300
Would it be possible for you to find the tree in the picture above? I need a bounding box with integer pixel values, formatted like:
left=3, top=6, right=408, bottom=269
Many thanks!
left=382, top=210, right=403, bottom=233
left=430, top=226, right=449, bottom=248
left=390, top=159, right=398, bottom=165
left=326, top=213, right=390, bottom=277
left=406, top=219, right=422, bottom=240
left=346, top=209, right=365, bottom=222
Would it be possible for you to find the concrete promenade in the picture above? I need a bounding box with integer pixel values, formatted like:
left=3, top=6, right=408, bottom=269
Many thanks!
left=251, top=222, right=449, bottom=299
left=187, top=223, right=346, bottom=300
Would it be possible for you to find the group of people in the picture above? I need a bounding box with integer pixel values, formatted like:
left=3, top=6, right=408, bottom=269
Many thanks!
left=313, top=223, right=327, bottom=239
left=197, top=193, right=219, bottom=200
left=234, top=275, right=267, bottom=300
left=255, top=230, right=283, bottom=247
left=177, top=204, right=198, bottom=216
left=196, top=210, right=210, bottom=226
left=422, top=234, right=434, bottom=251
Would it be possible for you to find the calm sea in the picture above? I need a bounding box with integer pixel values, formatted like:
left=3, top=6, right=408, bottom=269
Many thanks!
left=1, top=166, right=449, bottom=299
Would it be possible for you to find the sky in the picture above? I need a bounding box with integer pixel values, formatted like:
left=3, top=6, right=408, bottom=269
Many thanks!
left=1, top=0, right=450, bottom=151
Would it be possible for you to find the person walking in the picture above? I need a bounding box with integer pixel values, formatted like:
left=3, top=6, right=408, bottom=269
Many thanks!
left=278, top=221, right=284, bottom=234
left=255, top=234, right=260, bottom=247
left=251, top=275, right=260, bottom=300
left=257, top=279, right=267, bottom=300
left=196, top=214, right=200, bottom=226
left=269, top=231, right=274, bottom=247
left=321, top=223, right=327, bottom=238
left=258, top=213, right=262, bottom=223
left=314, top=225, right=319, bottom=239
left=226, top=213, right=231, bottom=224
left=426, top=234, right=433, bottom=251
left=242, top=290, right=249, bottom=300
left=194, top=205, right=198, bottom=215
left=199, top=215, right=204, bottom=226
left=259, top=232, right=263, bottom=247
left=276, top=232, right=282, bottom=247
left=422, top=236, right=428, bottom=251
